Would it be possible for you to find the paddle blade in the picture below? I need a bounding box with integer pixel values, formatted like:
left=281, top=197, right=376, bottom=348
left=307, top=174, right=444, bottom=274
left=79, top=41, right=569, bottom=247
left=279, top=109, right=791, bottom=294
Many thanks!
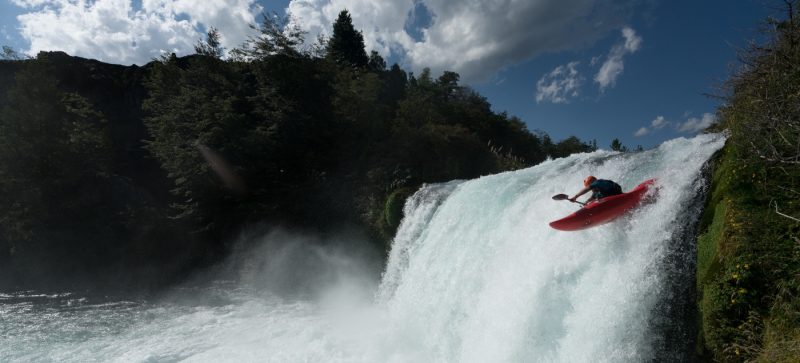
left=552, top=194, right=569, bottom=201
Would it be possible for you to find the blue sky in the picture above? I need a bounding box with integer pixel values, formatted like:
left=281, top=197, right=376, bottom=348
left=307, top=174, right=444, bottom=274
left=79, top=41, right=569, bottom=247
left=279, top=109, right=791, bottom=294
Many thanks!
left=0, top=0, right=775, bottom=149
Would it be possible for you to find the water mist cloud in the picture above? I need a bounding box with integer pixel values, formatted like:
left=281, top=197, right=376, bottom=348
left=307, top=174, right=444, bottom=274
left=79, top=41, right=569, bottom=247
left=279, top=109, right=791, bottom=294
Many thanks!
left=227, top=227, right=382, bottom=302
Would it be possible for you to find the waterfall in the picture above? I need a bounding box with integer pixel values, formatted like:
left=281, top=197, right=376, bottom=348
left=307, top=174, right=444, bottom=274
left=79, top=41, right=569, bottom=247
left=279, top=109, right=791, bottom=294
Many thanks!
left=0, top=133, right=726, bottom=363
left=376, top=133, right=724, bottom=362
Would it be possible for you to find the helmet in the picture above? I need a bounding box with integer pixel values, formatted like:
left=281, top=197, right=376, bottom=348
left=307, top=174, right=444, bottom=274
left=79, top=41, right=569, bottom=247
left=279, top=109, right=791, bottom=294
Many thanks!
left=583, top=175, right=597, bottom=187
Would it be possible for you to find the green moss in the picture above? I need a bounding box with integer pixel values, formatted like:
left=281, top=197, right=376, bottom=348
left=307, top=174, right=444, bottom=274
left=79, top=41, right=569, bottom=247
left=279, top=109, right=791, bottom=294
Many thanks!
left=696, top=141, right=800, bottom=362
left=697, top=200, right=726, bottom=290
left=384, top=187, right=415, bottom=232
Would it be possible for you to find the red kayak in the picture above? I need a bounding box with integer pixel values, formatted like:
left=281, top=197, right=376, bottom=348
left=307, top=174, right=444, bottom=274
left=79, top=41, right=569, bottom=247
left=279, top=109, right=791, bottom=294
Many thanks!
left=549, top=179, right=656, bottom=231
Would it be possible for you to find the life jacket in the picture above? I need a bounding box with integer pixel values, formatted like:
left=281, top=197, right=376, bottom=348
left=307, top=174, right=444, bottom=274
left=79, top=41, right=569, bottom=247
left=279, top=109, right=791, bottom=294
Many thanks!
left=589, top=179, right=623, bottom=199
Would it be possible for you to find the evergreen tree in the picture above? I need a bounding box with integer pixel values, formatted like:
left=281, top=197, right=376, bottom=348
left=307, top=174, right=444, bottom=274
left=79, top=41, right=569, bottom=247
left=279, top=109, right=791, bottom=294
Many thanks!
left=553, top=136, right=593, bottom=157
left=230, top=13, right=304, bottom=60
left=194, top=27, right=224, bottom=58
left=610, top=138, right=628, bottom=152
left=367, top=50, right=386, bottom=72
left=326, top=10, right=369, bottom=68
left=1, top=46, right=27, bottom=60
left=381, top=63, right=408, bottom=105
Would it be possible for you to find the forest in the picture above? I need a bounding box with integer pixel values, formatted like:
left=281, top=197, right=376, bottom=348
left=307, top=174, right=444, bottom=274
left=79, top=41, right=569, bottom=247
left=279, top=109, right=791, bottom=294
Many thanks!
left=0, top=11, right=595, bottom=290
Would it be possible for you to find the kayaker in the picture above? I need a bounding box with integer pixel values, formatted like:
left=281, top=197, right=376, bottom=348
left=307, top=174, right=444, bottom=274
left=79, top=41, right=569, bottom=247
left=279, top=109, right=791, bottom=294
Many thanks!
left=569, top=176, right=623, bottom=203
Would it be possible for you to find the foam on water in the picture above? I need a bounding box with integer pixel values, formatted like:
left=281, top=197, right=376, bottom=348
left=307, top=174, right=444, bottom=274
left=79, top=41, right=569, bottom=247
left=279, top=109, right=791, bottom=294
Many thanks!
left=0, top=134, right=726, bottom=363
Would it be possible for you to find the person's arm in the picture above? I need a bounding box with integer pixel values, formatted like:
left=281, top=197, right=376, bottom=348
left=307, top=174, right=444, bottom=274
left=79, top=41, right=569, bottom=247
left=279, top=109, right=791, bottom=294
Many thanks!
left=569, top=186, right=591, bottom=202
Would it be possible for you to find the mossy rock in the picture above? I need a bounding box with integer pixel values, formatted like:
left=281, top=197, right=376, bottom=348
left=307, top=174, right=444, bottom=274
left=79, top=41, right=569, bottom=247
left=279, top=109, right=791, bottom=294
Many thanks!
left=384, top=187, right=415, bottom=232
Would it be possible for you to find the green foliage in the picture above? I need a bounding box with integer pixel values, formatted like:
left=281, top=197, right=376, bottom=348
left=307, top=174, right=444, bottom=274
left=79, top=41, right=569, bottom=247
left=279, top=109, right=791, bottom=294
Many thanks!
left=229, top=13, right=305, bottom=61
left=194, top=27, right=224, bottom=58
left=552, top=136, right=594, bottom=158
left=697, top=3, right=800, bottom=361
left=697, top=146, right=799, bottom=361
left=0, top=57, right=112, bottom=238
left=327, top=10, right=369, bottom=68
left=1, top=46, right=28, bottom=60
left=610, top=138, right=629, bottom=152
left=143, top=52, right=283, bottom=231
left=145, top=35, right=533, bottom=238
left=0, top=11, right=598, bottom=288
left=0, top=56, right=129, bottom=286
left=384, top=187, right=414, bottom=232
left=367, top=50, right=386, bottom=72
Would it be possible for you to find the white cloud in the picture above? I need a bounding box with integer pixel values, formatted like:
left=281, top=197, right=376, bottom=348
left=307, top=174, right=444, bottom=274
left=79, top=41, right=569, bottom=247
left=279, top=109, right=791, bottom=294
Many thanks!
left=651, top=115, right=667, bottom=129
left=287, top=0, right=414, bottom=59
left=10, top=0, right=644, bottom=82
left=622, top=27, right=641, bottom=52
left=535, top=61, right=582, bottom=104
left=288, top=0, right=639, bottom=83
left=677, top=112, right=716, bottom=133
left=634, top=115, right=668, bottom=137
left=12, top=0, right=261, bottom=65
left=10, top=0, right=52, bottom=6
left=594, top=26, right=641, bottom=91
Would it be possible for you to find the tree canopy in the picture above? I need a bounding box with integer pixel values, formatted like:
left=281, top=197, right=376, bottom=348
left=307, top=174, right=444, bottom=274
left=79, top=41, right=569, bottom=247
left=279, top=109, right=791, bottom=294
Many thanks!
left=326, top=10, right=369, bottom=68
left=0, top=11, right=595, bottom=288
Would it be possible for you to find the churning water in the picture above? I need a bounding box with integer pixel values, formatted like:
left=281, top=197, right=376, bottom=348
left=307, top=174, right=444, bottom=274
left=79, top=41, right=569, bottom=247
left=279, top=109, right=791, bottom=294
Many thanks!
left=1, top=134, right=726, bottom=362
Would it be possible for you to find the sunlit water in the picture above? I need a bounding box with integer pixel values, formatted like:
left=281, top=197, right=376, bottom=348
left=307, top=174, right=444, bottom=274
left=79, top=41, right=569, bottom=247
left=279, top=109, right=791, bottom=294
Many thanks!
left=1, top=134, right=726, bottom=362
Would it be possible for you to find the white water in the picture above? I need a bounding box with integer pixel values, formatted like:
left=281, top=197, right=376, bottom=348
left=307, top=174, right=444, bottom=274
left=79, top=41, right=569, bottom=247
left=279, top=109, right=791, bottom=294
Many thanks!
left=0, top=134, right=726, bottom=363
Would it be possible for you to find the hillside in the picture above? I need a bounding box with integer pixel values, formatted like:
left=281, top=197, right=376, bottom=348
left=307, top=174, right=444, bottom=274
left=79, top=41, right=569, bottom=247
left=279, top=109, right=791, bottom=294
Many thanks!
left=696, top=5, right=800, bottom=361
left=0, top=12, right=594, bottom=290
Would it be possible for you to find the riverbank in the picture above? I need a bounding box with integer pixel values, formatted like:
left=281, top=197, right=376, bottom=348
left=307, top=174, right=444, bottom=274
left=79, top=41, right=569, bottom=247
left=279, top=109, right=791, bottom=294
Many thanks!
left=694, top=4, right=800, bottom=359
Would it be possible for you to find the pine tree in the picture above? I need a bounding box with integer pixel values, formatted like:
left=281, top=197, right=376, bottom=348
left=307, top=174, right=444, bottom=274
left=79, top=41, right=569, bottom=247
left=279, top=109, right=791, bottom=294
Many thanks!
left=326, top=10, right=368, bottom=68
left=367, top=50, right=386, bottom=72
left=610, top=138, right=628, bottom=152
left=194, top=27, right=224, bottom=58
left=1, top=46, right=27, bottom=60
left=229, top=13, right=304, bottom=60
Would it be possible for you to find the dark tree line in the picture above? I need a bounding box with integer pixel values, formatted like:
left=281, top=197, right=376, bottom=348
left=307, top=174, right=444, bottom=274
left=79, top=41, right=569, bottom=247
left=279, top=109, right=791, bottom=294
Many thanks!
left=0, top=10, right=595, bottom=289
left=143, top=10, right=596, bottom=240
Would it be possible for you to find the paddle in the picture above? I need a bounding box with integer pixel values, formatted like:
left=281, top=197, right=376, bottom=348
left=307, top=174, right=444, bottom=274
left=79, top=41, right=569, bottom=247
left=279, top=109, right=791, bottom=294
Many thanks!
left=552, top=193, right=586, bottom=206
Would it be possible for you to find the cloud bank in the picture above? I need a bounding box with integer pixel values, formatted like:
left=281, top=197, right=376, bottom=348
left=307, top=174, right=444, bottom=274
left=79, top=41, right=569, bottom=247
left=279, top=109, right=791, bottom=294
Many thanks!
left=287, top=0, right=638, bottom=82
left=13, top=0, right=261, bottom=65
left=11, top=0, right=641, bottom=82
